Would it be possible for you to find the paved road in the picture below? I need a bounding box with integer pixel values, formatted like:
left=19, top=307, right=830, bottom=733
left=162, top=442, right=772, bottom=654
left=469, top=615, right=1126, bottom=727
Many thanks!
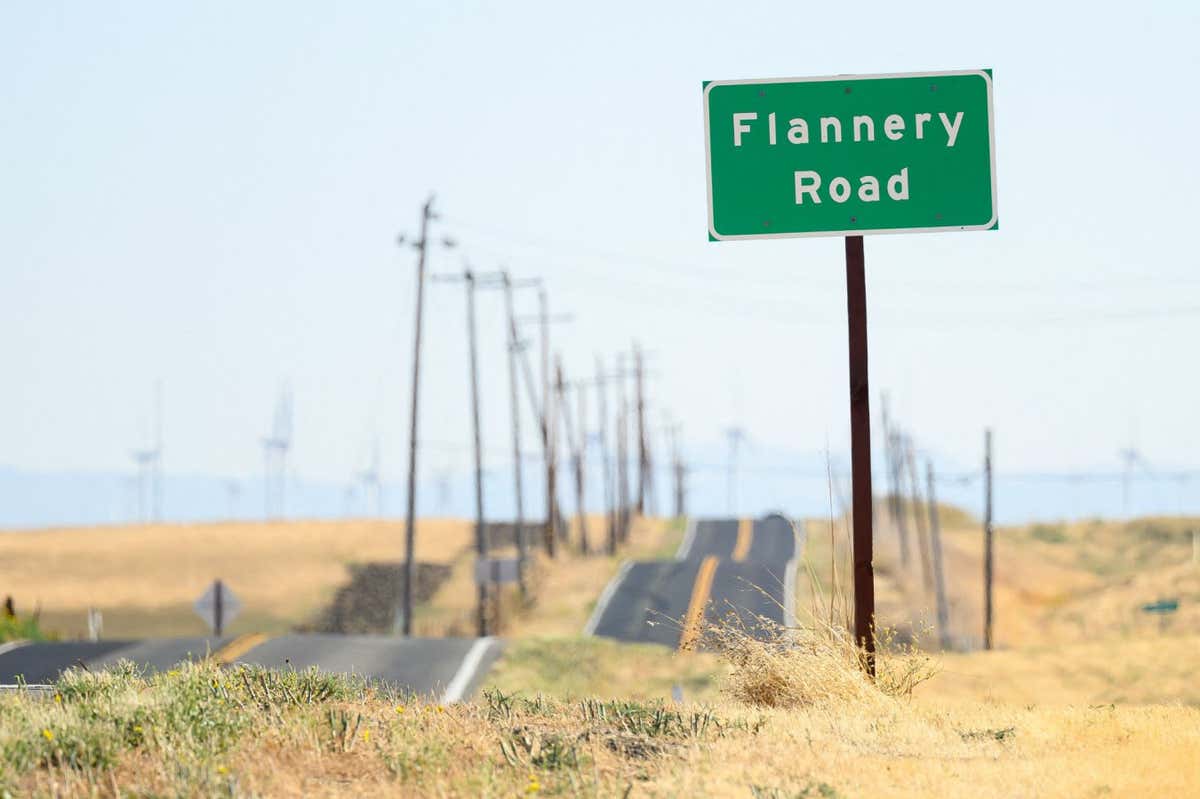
left=0, top=635, right=502, bottom=702
left=677, top=514, right=799, bottom=564
left=586, top=514, right=803, bottom=649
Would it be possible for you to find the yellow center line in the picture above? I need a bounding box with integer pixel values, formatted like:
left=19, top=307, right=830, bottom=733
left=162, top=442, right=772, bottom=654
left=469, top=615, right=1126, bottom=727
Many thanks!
left=679, top=555, right=719, bottom=652
left=211, top=633, right=270, bottom=665
left=732, top=518, right=753, bottom=561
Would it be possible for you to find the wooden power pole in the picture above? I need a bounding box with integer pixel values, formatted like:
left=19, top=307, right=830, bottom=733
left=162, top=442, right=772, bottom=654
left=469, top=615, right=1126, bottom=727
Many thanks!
left=615, top=354, right=630, bottom=542
left=669, top=422, right=685, bottom=519
left=634, top=345, right=647, bottom=515
left=540, top=289, right=557, bottom=556
left=594, top=357, right=616, bottom=555
left=465, top=271, right=489, bottom=637
left=926, top=459, right=951, bottom=649
left=555, top=360, right=589, bottom=554
left=880, top=394, right=909, bottom=567
left=502, top=273, right=529, bottom=597
left=905, top=438, right=934, bottom=598
left=399, top=194, right=445, bottom=637
left=432, top=268, right=499, bottom=637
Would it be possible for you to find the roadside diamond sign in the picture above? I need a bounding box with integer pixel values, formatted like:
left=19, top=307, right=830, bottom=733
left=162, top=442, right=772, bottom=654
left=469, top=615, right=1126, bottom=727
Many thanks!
left=193, top=579, right=241, bottom=635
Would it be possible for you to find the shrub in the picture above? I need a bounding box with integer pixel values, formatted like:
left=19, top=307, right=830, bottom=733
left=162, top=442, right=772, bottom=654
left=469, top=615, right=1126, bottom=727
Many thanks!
left=706, top=611, right=937, bottom=709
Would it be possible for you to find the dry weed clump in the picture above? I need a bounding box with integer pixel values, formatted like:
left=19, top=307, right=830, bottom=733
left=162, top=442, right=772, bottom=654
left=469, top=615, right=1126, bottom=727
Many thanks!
left=706, top=612, right=938, bottom=710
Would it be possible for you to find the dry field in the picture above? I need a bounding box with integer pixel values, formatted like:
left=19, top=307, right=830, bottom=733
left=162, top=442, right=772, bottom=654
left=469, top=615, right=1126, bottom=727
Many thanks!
left=803, top=507, right=1200, bottom=647
left=4, top=622, right=1198, bottom=797
left=4, top=510, right=1200, bottom=796
left=0, top=512, right=680, bottom=640
left=0, top=518, right=474, bottom=638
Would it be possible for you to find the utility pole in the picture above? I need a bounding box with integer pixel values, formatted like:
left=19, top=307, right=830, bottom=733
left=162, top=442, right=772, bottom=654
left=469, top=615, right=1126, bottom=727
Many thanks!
left=904, top=438, right=934, bottom=598
left=398, top=194, right=452, bottom=636
left=514, top=327, right=551, bottom=555
left=926, top=460, right=951, bottom=650
left=634, top=344, right=648, bottom=515
left=502, top=272, right=532, bottom=598
left=890, top=431, right=912, bottom=568
left=576, top=378, right=589, bottom=553
left=983, top=428, right=994, bottom=651
left=595, top=357, right=616, bottom=555
left=432, top=267, right=498, bottom=637
left=668, top=421, right=685, bottom=518
left=561, top=372, right=590, bottom=554
left=880, top=394, right=907, bottom=559
left=643, top=426, right=658, bottom=518
left=554, top=359, right=589, bottom=553
left=541, top=289, right=557, bottom=553
left=519, top=292, right=571, bottom=555
left=616, top=354, right=630, bottom=542
left=465, top=271, right=488, bottom=637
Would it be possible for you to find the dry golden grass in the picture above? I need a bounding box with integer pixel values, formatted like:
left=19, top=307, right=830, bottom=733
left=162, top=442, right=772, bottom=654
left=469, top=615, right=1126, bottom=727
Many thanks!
left=6, top=508, right=1200, bottom=797
left=922, top=631, right=1200, bottom=707
left=9, top=624, right=1199, bottom=798
left=0, top=518, right=473, bottom=637
left=808, top=507, right=1200, bottom=650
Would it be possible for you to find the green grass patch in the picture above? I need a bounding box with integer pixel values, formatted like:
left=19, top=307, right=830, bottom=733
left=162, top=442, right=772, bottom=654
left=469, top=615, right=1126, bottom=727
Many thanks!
left=0, top=614, right=47, bottom=643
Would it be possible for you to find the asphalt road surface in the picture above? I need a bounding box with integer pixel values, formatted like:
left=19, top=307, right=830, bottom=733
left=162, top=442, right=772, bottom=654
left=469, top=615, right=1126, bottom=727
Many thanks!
left=586, top=515, right=803, bottom=649
left=0, top=635, right=502, bottom=702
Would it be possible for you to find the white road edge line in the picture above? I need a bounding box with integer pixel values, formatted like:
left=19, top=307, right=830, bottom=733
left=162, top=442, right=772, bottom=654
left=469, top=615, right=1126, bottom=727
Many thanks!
left=675, top=517, right=698, bottom=560
left=0, top=640, right=31, bottom=657
left=442, top=636, right=497, bottom=705
left=784, top=518, right=805, bottom=631
left=583, top=560, right=633, bottom=636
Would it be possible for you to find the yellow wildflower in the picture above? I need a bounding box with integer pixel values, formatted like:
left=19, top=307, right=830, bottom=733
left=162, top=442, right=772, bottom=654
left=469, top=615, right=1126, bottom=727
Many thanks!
left=395, top=705, right=405, bottom=714
left=362, top=729, right=370, bottom=742
left=217, top=766, right=228, bottom=775
left=436, top=705, right=445, bottom=713
left=41, top=729, right=54, bottom=742
left=53, top=694, right=61, bottom=704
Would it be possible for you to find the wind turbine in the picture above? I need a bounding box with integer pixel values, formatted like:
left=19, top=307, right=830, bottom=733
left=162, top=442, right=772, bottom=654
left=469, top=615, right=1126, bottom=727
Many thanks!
left=226, top=480, right=241, bottom=520
left=436, top=466, right=453, bottom=512
left=359, top=434, right=382, bottom=517
left=130, top=382, right=163, bottom=523
left=725, top=426, right=747, bottom=516
left=1118, top=445, right=1150, bottom=518
left=261, top=385, right=293, bottom=520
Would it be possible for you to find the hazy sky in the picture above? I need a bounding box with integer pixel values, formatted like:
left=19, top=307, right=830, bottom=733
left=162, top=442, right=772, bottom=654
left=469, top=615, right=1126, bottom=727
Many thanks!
left=3, top=1, right=1199, bottom=493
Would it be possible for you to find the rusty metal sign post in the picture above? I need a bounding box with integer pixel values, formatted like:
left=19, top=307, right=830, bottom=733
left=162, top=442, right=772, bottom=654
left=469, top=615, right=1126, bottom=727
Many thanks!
left=704, top=71, right=998, bottom=677
left=844, top=235, right=876, bottom=675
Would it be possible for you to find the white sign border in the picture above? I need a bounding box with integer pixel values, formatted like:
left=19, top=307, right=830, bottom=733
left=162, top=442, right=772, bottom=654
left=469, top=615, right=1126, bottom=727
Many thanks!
left=703, top=69, right=998, bottom=241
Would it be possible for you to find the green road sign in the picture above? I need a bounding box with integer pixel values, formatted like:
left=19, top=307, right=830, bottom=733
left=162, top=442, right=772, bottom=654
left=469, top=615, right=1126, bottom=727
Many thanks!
left=1141, top=599, right=1179, bottom=615
left=703, top=71, right=997, bottom=240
